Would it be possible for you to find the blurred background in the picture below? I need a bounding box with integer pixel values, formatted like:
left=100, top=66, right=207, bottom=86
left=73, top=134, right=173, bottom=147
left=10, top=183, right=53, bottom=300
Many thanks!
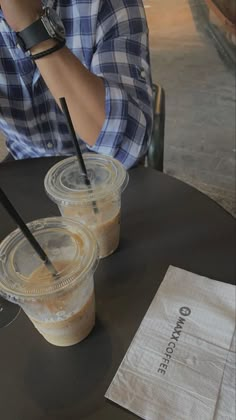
left=147, top=0, right=235, bottom=216
left=0, top=0, right=235, bottom=215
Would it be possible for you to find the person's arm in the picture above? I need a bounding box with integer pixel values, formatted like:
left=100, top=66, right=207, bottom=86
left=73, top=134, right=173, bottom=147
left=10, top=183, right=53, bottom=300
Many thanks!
left=1, top=0, right=153, bottom=168
left=0, top=0, right=106, bottom=145
left=31, top=45, right=106, bottom=146
left=87, top=0, right=153, bottom=168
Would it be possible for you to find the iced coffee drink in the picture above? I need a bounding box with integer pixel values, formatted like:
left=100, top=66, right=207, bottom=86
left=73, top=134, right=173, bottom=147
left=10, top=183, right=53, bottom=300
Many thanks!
left=27, top=261, right=95, bottom=346
left=0, top=217, right=99, bottom=347
left=44, top=154, right=129, bottom=258
left=63, top=200, right=121, bottom=258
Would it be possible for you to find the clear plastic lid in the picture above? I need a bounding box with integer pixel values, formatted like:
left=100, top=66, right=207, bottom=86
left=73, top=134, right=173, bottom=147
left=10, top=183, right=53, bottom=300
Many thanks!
left=0, top=217, right=98, bottom=300
left=44, top=154, right=129, bottom=207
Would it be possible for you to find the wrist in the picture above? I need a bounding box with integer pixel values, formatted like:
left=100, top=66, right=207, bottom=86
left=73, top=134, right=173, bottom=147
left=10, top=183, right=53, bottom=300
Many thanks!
left=30, top=39, right=66, bottom=61
left=16, top=6, right=66, bottom=55
left=30, top=39, right=58, bottom=55
left=15, top=10, right=42, bottom=32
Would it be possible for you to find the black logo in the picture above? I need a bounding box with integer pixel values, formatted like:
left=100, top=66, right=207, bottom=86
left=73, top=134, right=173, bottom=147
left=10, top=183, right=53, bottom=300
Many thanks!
left=179, top=307, right=191, bottom=317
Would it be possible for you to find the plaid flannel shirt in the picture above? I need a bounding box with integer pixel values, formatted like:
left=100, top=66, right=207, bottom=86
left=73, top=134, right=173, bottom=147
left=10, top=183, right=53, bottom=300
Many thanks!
left=0, top=0, right=153, bottom=168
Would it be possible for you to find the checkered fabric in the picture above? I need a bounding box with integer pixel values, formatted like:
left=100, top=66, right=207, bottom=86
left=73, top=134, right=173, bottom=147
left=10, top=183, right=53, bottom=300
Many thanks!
left=0, top=0, right=153, bottom=168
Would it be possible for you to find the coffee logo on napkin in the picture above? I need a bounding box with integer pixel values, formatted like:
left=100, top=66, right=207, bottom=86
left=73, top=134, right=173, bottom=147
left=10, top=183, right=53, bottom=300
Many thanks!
left=179, top=306, right=191, bottom=317
left=158, top=308, right=191, bottom=376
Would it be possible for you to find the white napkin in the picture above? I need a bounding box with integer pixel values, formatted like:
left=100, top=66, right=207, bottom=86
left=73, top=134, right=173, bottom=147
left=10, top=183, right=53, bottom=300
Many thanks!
left=106, top=266, right=236, bottom=420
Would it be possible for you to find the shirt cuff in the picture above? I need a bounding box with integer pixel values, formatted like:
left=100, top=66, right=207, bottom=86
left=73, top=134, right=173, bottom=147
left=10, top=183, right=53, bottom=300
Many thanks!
left=86, top=78, right=128, bottom=155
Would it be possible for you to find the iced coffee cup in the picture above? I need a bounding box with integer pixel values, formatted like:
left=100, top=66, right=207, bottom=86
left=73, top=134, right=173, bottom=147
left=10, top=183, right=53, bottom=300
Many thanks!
left=0, top=217, right=99, bottom=347
left=44, top=154, right=129, bottom=258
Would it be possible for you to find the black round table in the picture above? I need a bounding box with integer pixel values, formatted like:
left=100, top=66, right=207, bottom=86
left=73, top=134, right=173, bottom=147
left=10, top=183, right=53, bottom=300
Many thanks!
left=0, top=158, right=235, bottom=420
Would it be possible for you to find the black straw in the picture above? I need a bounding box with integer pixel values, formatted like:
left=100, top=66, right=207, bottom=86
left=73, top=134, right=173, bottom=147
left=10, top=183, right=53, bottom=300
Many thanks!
left=59, top=97, right=98, bottom=214
left=0, top=187, right=57, bottom=277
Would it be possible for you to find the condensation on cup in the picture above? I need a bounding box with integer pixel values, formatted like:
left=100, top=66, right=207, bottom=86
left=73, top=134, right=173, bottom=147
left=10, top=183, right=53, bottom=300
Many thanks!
left=0, top=217, right=99, bottom=347
left=44, top=154, right=129, bottom=258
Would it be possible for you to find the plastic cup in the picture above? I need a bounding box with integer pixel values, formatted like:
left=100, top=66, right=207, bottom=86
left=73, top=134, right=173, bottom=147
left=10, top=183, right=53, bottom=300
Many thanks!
left=0, top=217, right=99, bottom=347
left=44, top=154, right=129, bottom=258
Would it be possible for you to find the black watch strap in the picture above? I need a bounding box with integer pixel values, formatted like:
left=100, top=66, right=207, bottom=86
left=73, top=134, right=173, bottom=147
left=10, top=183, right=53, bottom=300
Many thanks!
left=17, top=19, right=51, bottom=51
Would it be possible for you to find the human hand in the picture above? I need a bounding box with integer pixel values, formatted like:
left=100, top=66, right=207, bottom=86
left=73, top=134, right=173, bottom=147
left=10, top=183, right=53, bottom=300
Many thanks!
left=0, top=0, right=42, bottom=31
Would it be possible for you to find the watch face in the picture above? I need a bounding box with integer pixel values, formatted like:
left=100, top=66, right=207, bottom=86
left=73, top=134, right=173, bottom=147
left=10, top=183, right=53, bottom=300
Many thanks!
left=45, top=7, right=65, bottom=39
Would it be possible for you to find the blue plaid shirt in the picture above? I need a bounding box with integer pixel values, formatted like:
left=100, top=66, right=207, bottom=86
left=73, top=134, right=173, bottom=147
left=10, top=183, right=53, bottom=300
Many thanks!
left=0, top=0, right=153, bottom=168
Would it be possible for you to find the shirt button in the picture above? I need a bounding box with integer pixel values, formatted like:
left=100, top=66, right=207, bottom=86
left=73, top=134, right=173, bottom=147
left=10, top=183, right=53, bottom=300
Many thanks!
left=41, top=114, right=46, bottom=121
left=140, top=69, right=146, bottom=79
left=47, top=142, right=53, bottom=149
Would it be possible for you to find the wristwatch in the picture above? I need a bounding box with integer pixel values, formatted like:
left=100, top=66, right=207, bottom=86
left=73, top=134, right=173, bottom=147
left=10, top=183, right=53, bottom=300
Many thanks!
left=16, top=6, right=65, bottom=53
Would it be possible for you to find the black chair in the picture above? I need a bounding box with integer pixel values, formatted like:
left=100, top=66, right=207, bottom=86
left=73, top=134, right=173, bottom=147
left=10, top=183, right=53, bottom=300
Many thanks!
left=146, top=83, right=165, bottom=172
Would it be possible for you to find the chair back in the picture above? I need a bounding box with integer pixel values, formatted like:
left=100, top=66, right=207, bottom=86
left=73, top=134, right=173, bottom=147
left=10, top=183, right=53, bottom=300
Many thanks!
left=147, top=83, right=165, bottom=172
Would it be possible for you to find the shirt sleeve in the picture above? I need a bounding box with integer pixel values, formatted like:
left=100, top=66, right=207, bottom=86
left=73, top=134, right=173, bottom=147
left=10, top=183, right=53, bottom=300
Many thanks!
left=87, top=0, right=153, bottom=169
